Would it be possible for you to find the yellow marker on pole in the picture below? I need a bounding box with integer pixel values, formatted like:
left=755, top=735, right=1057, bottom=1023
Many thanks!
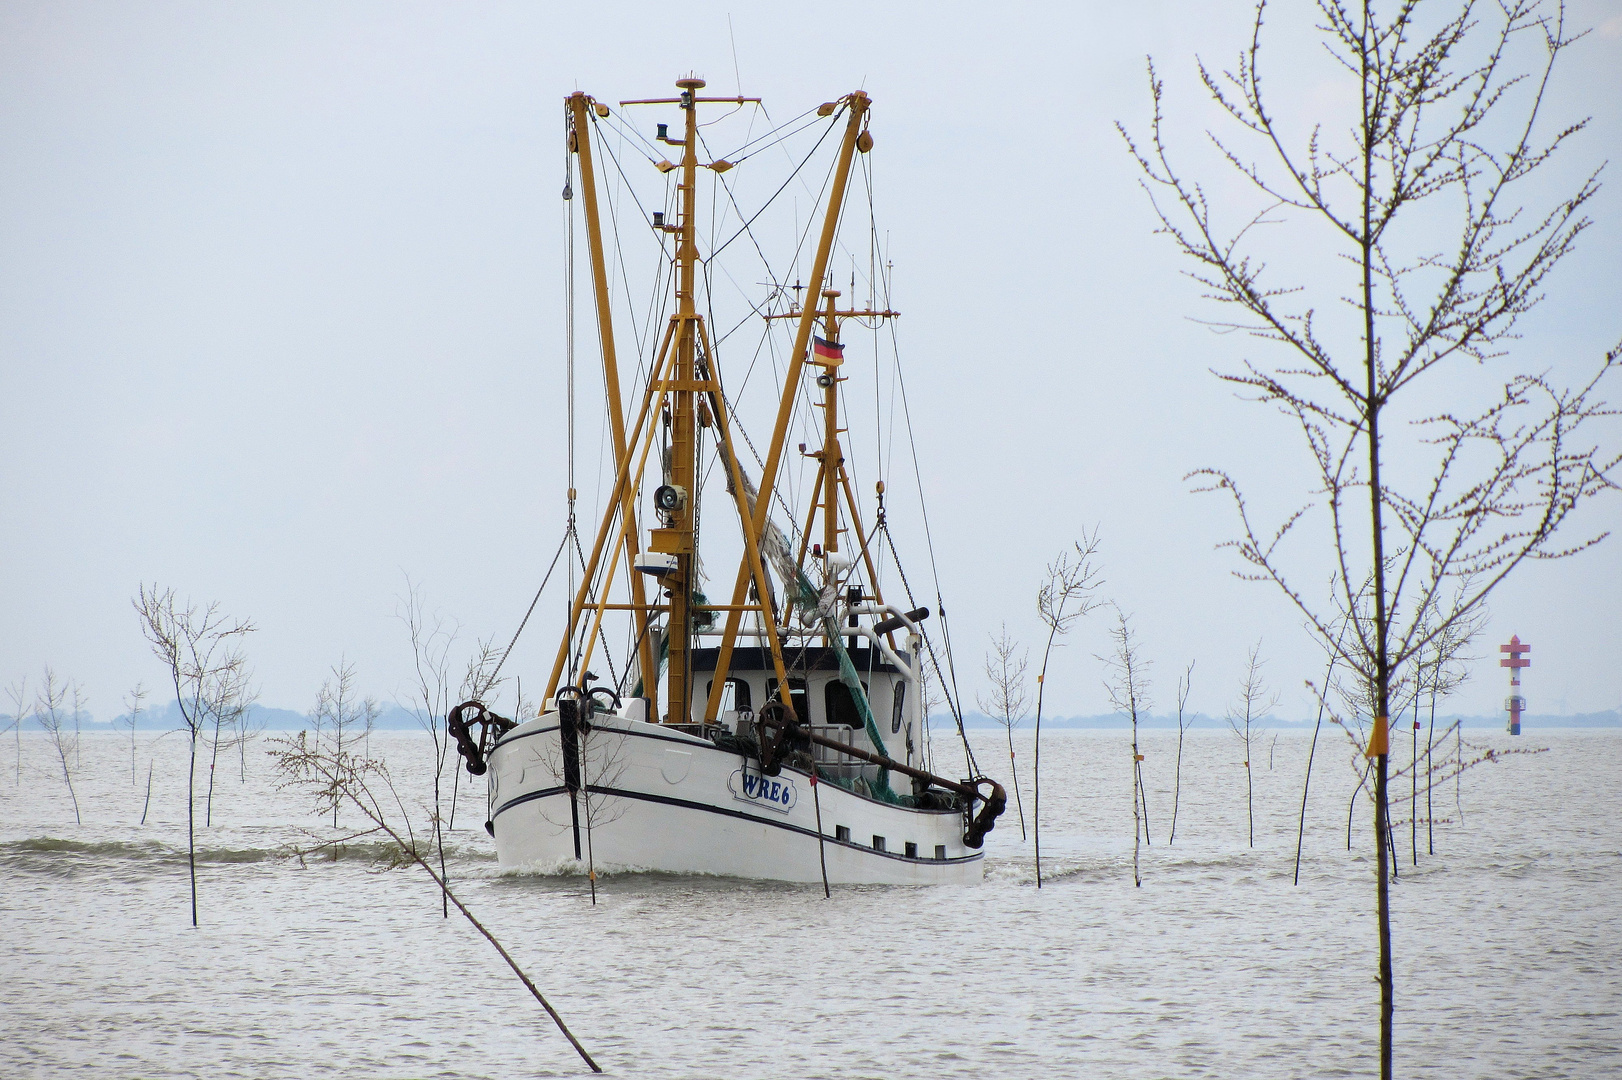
left=1366, top=716, right=1389, bottom=758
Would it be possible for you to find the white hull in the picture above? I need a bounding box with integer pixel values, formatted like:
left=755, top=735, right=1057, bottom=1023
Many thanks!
left=484, top=709, right=983, bottom=885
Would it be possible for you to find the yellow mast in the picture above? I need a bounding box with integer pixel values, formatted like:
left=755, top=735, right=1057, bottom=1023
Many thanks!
left=782, top=289, right=900, bottom=649
left=702, top=92, right=871, bottom=723
left=818, top=289, right=842, bottom=557
left=548, top=77, right=810, bottom=727
left=663, top=76, right=703, bottom=727
left=567, top=92, right=659, bottom=714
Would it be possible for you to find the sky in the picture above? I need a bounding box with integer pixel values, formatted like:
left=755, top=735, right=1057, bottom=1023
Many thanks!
left=3, top=0, right=1620, bottom=725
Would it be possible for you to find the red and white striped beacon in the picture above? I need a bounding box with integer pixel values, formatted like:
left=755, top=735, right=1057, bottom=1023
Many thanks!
left=1500, top=635, right=1531, bottom=736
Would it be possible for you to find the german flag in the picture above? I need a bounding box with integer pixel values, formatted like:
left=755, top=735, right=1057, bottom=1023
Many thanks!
left=812, top=336, right=844, bottom=362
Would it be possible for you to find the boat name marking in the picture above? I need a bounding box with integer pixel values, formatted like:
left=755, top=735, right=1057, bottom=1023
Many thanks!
left=727, top=769, right=797, bottom=813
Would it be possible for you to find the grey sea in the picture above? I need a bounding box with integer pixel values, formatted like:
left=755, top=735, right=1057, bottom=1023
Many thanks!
left=2, top=725, right=1616, bottom=1078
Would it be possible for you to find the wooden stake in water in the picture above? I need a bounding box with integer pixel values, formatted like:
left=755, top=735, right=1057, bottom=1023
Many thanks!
left=141, top=760, right=155, bottom=825
left=811, top=770, right=830, bottom=899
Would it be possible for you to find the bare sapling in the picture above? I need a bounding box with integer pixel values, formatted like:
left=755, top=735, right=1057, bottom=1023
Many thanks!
left=573, top=687, right=632, bottom=907
left=1295, top=622, right=1348, bottom=885
left=1382, top=716, right=1544, bottom=860
left=310, top=658, right=381, bottom=828
left=235, top=698, right=266, bottom=784
left=203, top=670, right=257, bottom=827
left=1101, top=605, right=1153, bottom=886
left=1418, top=605, right=1481, bottom=855
left=70, top=680, right=85, bottom=768
left=36, top=667, right=82, bottom=824
left=1332, top=685, right=1401, bottom=873
left=1409, top=690, right=1421, bottom=865
left=134, top=585, right=256, bottom=927
left=977, top=623, right=1031, bottom=841
left=397, top=578, right=503, bottom=917
left=141, top=757, right=156, bottom=825
left=270, top=732, right=602, bottom=1073
left=1032, top=532, right=1104, bottom=888
left=1123, top=1, right=1619, bottom=1069
left=1227, top=643, right=1277, bottom=849
left=453, top=640, right=504, bottom=835
left=400, top=578, right=457, bottom=917
left=1168, top=661, right=1194, bottom=845
left=1376, top=604, right=1506, bottom=864
left=1349, top=757, right=1371, bottom=851
left=121, top=683, right=147, bottom=785
left=1454, top=723, right=1464, bottom=826
left=5, top=676, right=25, bottom=785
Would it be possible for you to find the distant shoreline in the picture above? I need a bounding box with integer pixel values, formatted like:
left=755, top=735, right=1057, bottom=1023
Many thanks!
left=932, top=710, right=1621, bottom=732
left=9, top=702, right=1614, bottom=733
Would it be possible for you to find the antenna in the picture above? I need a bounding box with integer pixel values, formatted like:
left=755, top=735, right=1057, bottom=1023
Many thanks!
left=727, top=14, right=743, bottom=98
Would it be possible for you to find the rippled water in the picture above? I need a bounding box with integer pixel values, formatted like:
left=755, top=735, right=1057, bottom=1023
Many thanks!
left=3, top=725, right=1616, bottom=1078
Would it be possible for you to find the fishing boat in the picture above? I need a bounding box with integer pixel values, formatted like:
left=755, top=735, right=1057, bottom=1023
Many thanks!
left=448, top=79, right=1004, bottom=885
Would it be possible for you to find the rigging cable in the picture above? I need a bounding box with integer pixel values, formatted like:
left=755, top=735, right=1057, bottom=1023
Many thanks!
left=887, top=319, right=976, bottom=775
left=487, top=529, right=574, bottom=690
left=599, top=120, right=648, bottom=358
left=570, top=525, right=621, bottom=693
left=588, top=114, right=675, bottom=344
left=713, top=104, right=821, bottom=162
left=709, top=107, right=843, bottom=264
left=878, top=517, right=978, bottom=778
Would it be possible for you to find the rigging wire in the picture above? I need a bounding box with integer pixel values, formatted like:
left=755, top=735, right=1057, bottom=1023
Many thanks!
left=709, top=108, right=843, bottom=264
left=600, top=123, right=648, bottom=358
left=884, top=316, right=976, bottom=775
left=879, top=518, right=978, bottom=777
left=706, top=111, right=849, bottom=538
left=487, top=530, right=573, bottom=690
left=570, top=526, right=621, bottom=692
left=712, top=104, right=821, bottom=162
left=697, top=129, right=785, bottom=349
left=589, top=115, right=673, bottom=260
left=594, top=108, right=665, bottom=166
left=589, top=114, right=675, bottom=553
left=689, top=118, right=844, bottom=550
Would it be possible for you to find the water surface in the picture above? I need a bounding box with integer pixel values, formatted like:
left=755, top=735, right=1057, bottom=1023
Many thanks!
left=3, top=726, right=1615, bottom=1077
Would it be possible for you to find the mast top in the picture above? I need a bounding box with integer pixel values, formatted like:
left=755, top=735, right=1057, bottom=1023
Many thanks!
left=619, top=74, right=763, bottom=106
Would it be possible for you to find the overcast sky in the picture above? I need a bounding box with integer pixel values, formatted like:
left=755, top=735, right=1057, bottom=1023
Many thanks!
left=3, top=0, right=1619, bottom=725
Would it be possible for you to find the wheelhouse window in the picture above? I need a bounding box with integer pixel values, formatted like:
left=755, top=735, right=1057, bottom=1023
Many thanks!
left=706, top=677, right=752, bottom=713
left=891, top=681, right=907, bottom=734
left=766, top=678, right=807, bottom=715
left=823, top=679, right=869, bottom=728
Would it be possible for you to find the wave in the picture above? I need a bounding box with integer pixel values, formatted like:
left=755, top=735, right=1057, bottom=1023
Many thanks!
left=0, top=834, right=498, bottom=872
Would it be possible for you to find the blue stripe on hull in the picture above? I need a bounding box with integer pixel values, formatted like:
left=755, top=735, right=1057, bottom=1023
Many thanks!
left=492, top=782, right=981, bottom=868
